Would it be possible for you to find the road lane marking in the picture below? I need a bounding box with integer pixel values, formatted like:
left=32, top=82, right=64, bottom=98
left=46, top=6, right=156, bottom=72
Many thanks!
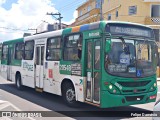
left=0, top=117, right=12, bottom=120
left=0, top=102, right=11, bottom=110
left=0, top=100, right=7, bottom=104
left=0, top=100, right=36, bottom=120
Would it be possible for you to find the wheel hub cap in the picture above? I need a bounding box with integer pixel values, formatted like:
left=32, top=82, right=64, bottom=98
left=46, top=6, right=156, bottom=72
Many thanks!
left=66, top=89, right=75, bottom=102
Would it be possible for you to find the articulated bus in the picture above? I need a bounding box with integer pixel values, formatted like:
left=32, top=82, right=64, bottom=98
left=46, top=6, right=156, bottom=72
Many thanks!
left=0, top=21, right=158, bottom=108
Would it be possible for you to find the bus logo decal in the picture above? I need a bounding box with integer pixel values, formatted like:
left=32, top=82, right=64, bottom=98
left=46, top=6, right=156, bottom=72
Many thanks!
left=89, top=32, right=100, bottom=37
left=80, top=79, right=83, bottom=85
left=23, top=62, right=33, bottom=71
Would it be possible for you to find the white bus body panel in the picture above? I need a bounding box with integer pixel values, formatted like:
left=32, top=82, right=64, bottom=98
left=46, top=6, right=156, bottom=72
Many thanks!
left=43, top=60, right=85, bottom=102
left=21, top=60, right=35, bottom=88
left=8, top=29, right=85, bottom=102
left=1, top=65, right=7, bottom=79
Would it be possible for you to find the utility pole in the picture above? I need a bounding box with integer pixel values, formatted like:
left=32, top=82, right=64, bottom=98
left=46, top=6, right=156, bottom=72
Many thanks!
left=47, top=12, right=63, bottom=30
left=100, top=0, right=103, bottom=21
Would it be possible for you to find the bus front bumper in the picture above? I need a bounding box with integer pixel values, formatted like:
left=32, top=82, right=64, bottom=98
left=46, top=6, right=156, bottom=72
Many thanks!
left=100, top=89, right=157, bottom=108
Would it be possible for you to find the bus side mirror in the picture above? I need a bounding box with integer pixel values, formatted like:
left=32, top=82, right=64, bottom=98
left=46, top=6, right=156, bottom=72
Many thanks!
left=105, top=39, right=111, bottom=53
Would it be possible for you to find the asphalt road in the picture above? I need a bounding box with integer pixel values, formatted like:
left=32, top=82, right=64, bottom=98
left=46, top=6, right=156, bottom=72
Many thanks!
left=0, top=76, right=159, bottom=120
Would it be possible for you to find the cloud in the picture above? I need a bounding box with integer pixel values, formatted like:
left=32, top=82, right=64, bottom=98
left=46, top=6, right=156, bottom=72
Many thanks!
left=0, top=0, right=58, bottom=42
left=63, top=10, right=78, bottom=25
left=0, top=0, right=6, bottom=6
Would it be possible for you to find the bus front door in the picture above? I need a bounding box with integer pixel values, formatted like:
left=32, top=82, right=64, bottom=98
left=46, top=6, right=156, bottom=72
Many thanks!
left=35, top=45, right=44, bottom=89
left=7, top=47, right=12, bottom=80
left=86, top=39, right=101, bottom=104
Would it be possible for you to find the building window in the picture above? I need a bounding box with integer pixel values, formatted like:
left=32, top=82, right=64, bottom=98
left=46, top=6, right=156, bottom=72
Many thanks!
left=46, top=37, right=61, bottom=61
left=96, top=0, right=104, bottom=8
left=63, top=34, right=82, bottom=61
left=24, top=41, right=34, bottom=60
left=108, top=14, right=111, bottom=20
left=2, top=45, right=8, bottom=60
left=116, top=10, right=118, bottom=18
left=96, top=0, right=100, bottom=8
left=151, top=5, right=160, bottom=17
left=87, top=5, right=91, bottom=12
left=15, top=42, right=24, bottom=60
left=79, top=10, right=82, bottom=16
left=129, top=6, right=137, bottom=15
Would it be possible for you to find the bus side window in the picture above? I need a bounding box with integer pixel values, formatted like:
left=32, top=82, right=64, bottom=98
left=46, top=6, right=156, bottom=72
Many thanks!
left=46, top=37, right=61, bottom=61
left=15, top=42, right=24, bottom=60
left=2, top=45, right=8, bottom=60
left=63, top=34, right=82, bottom=61
left=24, top=41, right=34, bottom=60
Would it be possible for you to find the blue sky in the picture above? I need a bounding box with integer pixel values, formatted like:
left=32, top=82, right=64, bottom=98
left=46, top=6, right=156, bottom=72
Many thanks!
left=1, top=0, right=86, bottom=22
left=52, top=0, right=86, bottom=21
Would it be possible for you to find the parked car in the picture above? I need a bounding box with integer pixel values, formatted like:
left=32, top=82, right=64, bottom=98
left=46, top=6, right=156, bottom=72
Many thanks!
left=153, top=98, right=160, bottom=120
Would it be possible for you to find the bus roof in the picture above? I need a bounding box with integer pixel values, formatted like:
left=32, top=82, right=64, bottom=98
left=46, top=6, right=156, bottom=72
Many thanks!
left=25, top=29, right=63, bottom=41
left=63, top=21, right=152, bottom=35
left=3, top=38, right=23, bottom=45
left=104, top=21, right=152, bottom=28
left=1, top=21, right=152, bottom=45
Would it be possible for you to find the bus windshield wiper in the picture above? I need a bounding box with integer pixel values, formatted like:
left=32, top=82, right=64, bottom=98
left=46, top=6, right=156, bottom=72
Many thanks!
left=119, top=37, right=130, bottom=54
left=138, top=38, right=148, bottom=53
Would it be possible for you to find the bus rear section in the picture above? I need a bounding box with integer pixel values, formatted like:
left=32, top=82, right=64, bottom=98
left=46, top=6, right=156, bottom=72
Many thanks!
left=0, top=38, right=23, bottom=82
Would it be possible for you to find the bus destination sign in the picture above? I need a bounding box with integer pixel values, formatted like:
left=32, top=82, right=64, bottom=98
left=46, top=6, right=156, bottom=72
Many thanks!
left=107, top=24, right=154, bottom=38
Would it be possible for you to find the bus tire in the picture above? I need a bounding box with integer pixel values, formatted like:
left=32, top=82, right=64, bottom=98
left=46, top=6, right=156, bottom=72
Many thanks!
left=62, top=82, right=78, bottom=107
left=16, top=74, right=23, bottom=90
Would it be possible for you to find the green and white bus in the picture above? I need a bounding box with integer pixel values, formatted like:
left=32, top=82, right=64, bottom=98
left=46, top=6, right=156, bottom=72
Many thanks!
left=0, top=21, right=158, bottom=108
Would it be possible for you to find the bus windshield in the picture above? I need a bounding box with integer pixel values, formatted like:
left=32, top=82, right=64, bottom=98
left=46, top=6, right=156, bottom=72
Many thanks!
left=105, top=38, right=158, bottom=77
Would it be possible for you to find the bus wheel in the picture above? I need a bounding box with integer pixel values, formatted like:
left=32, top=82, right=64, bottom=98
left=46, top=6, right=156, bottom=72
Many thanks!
left=62, top=83, right=78, bottom=107
left=16, top=74, right=23, bottom=90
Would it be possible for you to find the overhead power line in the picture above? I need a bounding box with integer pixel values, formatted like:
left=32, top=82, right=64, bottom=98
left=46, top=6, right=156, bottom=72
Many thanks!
left=0, top=26, right=28, bottom=32
left=47, top=12, right=63, bottom=29
left=57, top=0, right=84, bottom=11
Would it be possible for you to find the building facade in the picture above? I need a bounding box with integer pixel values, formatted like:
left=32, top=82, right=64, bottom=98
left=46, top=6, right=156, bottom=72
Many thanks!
left=75, top=0, right=100, bottom=25
left=76, top=0, right=160, bottom=24
left=75, top=0, right=160, bottom=40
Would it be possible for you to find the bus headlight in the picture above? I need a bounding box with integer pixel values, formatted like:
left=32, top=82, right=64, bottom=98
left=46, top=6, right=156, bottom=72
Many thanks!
left=107, top=84, right=120, bottom=94
left=109, top=85, right=112, bottom=89
left=149, top=82, right=157, bottom=91
left=154, top=83, right=157, bottom=87
left=113, top=89, right=116, bottom=93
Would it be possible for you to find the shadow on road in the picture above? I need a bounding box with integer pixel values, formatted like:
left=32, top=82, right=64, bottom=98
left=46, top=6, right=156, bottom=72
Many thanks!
left=0, top=83, right=152, bottom=119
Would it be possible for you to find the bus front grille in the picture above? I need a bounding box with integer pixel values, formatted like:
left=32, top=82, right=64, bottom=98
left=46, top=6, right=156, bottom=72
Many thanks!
left=125, top=95, right=144, bottom=102
left=122, top=89, right=146, bottom=93
left=117, top=81, right=151, bottom=87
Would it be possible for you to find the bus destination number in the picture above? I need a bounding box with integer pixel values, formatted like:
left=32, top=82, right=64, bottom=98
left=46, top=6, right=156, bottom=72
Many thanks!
left=59, top=65, right=71, bottom=71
